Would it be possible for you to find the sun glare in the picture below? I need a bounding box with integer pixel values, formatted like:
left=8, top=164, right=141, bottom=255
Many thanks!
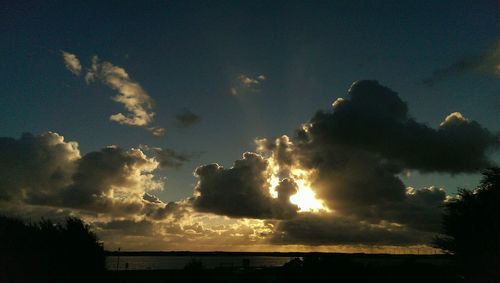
left=268, top=165, right=328, bottom=212
left=290, top=179, right=327, bottom=212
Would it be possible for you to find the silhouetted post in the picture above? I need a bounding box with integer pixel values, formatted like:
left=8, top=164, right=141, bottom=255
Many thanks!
left=116, top=247, right=121, bottom=271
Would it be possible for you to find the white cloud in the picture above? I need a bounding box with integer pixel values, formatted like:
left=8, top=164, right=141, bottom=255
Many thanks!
left=61, top=51, right=82, bottom=76
left=62, top=53, right=165, bottom=134
left=230, top=73, right=267, bottom=96
left=148, top=126, right=166, bottom=137
left=87, top=56, right=155, bottom=127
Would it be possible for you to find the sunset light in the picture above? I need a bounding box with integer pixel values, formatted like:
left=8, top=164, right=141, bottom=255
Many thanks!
left=2, top=2, right=499, bottom=281
left=289, top=179, right=327, bottom=212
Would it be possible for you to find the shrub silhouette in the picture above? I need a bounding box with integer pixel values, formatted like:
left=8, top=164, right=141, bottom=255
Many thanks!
left=434, top=168, right=500, bottom=282
left=0, top=215, right=105, bottom=283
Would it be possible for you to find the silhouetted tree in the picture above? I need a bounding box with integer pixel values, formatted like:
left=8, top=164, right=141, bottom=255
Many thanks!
left=434, top=168, right=500, bottom=282
left=0, top=215, right=105, bottom=283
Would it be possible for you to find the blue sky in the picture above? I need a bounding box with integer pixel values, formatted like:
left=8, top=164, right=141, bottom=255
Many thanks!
left=1, top=0, right=499, bottom=203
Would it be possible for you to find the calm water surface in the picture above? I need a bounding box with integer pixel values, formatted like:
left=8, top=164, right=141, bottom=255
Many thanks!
left=106, top=256, right=294, bottom=270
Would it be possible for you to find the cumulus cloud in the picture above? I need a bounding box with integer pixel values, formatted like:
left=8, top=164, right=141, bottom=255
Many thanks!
left=298, top=80, right=498, bottom=173
left=191, top=80, right=498, bottom=246
left=175, top=108, right=201, bottom=128
left=422, top=40, right=500, bottom=85
left=3, top=80, right=499, bottom=249
left=230, top=73, right=266, bottom=96
left=0, top=132, right=180, bottom=219
left=0, top=132, right=279, bottom=251
left=62, top=51, right=82, bottom=75
left=262, top=80, right=496, bottom=245
left=192, top=152, right=299, bottom=219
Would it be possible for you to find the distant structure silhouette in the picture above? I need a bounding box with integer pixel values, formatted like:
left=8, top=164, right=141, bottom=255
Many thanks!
left=434, top=167, right=500, bottom=282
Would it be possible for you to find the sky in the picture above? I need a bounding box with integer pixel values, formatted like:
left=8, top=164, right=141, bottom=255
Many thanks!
left=0, top=0, right=499, bottom=252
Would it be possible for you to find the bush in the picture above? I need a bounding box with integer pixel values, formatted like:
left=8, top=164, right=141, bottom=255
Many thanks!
left=0, top=215, right=105, bottom=283
left=434, top=168, right=500, bottom=282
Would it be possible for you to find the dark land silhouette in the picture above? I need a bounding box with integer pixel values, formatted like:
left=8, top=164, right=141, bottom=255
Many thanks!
left=0, top=216, right=105, bottom=283
left=434, top=168, right=500, bottom=282
left=1, top=168, right=498, bottom=283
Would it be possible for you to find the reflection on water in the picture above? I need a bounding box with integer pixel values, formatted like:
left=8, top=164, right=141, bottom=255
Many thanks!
left=106, top=256, right=294, bottom=270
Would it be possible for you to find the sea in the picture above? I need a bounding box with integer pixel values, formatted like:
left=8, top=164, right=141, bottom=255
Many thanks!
left=106, top=255, right=294, bottom=270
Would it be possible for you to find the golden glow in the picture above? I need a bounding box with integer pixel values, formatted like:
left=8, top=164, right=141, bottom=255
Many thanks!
left=290, top=178, right=326, bottom=212
left=268, top=162, right=328, bottom=212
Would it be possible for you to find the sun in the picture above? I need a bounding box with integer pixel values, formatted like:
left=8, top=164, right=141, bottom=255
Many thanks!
left=289, top=178, right=327, bottom=212
left=268, top=168, right=328, bottom=213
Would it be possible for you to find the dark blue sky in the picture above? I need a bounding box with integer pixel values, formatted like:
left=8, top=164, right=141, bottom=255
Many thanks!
left=1, top=0, right=498, bottom=202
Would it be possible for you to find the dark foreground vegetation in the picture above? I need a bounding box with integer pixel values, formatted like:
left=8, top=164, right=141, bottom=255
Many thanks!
left=434, top=168, right=500, bottom=282
left=0, top=216, right=105, bottom=283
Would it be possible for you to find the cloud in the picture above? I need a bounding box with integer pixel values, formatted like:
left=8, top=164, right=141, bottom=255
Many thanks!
left=139, top=144, right=198, bottom=169
left=3, top=81, right=498, bottom=250
left=96, top=219, right=155, bottom=236
left=0, top=132, right=180, bottom=219
left=86, top=56, right=155, bottom=127
left=175, top=108, right=201, bottom=128
left=61, top=54, right=165, bottom=135
left=298, top=80, right=499, bottom=174
left=191, top=80, right=498, bottom=246
left=192, top=152, right=299, bottom=219
left=0, top=132, right=278, bottom=251
left=272, top=212, right=435, bottom=246
left=148, top=126, right=166, bottom=137
left=421, top=40, right=500, bottom=85
left=230, top=73, right=266, bottom=96
left=62, top=51, right=82, bottom=76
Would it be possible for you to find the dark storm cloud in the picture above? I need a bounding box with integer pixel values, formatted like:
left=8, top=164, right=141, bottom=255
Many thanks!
left=175, top=108, right=201, bottom=128
left=264, top=80, right=497, bottom=245
left=192, top=152, right=298, bottom=219
left=272, top=213, right=435, bottom=246
left=298, top=80, right=499, bottom=173
left=421, top=40, right=500, bottom=85
left=96, top=219, right=155, bottom=236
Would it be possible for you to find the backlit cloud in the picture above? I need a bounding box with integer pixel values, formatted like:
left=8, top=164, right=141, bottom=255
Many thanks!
left=230, top=73, right=266, bottom=96
left=62, top=53, right=165, bottom=135
left=0, top=132, right=173, bottom=218
left=2, top=80, right=498, bottom=250
left=86, top=56, right=155, bottom=127
left=190, top=80, right=498, bottom=246
left=62, top=51, right=82, bottom=76
left=192, top=152, right=299, bottom=219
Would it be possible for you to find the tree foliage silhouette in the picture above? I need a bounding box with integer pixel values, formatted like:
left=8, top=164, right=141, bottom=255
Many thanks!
left=434, top=168, right=500, bottom=281
left=0, top=215, right=105, bottom=283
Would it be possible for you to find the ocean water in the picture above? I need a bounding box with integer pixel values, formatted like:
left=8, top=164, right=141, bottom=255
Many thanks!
left=106, top=256, right=294, bottom=270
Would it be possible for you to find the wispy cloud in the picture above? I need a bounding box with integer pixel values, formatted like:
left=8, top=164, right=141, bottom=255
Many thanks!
left=61, top=51, right=82, bottom=76
left=230, top=73, right=266, bottom=96
left=139, top=144, right=200, bottom=169
left=421, top=41, right=500, bottom=86
left=62, top=53, right=165, bottom=136
left=86, top=56, right=155, bottom=127
left=175, top=108, right=201, bottom=128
